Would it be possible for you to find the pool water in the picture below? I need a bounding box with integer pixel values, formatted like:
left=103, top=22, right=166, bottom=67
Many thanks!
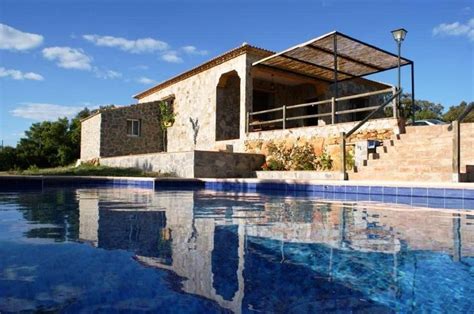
left=0, top=187, right=473, bottom=313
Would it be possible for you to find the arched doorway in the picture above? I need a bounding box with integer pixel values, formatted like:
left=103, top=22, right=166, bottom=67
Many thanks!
left=216, top=71, right=240, bottom=141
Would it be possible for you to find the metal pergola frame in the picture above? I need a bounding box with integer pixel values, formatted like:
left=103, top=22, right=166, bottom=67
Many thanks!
left=253, top=31, right=415, bottom=121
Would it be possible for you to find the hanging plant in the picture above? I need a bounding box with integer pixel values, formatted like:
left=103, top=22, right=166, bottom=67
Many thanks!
left=159, top=101, right=176, bottom=130
left=158, top=101, right=176, bottom=152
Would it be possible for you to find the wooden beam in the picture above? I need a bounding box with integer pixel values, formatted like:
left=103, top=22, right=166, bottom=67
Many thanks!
left=278, top=54, right=355, bottom=79
left=255, top=64, right=334, bottom=83
left=306, top=44, right=385, bottom=71
left=252, top=65, right=323, bottom=86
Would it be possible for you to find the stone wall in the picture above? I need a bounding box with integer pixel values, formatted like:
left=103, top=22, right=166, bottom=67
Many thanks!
left=100, top=150, right=265, bottom=178
left=100, top=101, right=163, bottom=157
left=244, top=118, right=399, bottom=171
left=80, top=114, right=101, bottom=160
left=139, top=53, right=250, bottom=152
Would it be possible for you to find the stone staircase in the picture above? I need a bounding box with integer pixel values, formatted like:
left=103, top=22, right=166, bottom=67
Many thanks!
left=350, top=123, right=474, bottom=182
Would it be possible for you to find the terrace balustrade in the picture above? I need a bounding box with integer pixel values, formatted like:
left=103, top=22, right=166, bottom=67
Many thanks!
left=246, top=87, right=397, bottom=133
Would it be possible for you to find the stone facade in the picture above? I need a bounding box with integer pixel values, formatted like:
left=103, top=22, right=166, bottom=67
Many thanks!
left=80, top=101, right=163, bottom=160
left=139, top=53, right=252, bottom=152
left=80, top=114, right=101, bottom=161
left=100, top=150, right=265, bottom=178
left=135, top=46, right=393, bottom=156
left=80, top=43, right=398, bottom=177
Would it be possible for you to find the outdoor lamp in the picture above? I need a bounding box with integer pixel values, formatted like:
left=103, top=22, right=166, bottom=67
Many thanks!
left=391, top=28, right=407, bottom=43
left=391, top=28, right=408, bottom=118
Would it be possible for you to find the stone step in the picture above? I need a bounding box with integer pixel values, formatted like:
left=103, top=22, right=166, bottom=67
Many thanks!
left=352, top=123, right=474, bottom=182
left=364, top=158, right=452, bottom=168
left=377, top=151, right=453, bottom=159
left=395, top=137, right=452, bottom=145
left=367, top=152, right=452, bottom=162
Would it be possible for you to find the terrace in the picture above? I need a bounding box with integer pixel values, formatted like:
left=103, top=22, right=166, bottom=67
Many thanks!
left=246, top=31, right=414, bottom=132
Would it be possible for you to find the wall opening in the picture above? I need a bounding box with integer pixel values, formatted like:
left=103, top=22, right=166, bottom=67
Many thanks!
left=216, top=71, right=241, bottom=141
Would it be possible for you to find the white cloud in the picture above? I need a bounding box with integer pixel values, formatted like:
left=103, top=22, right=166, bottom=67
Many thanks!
left=182, top=45, right=208, bottom=56
left=11, top=103, right=83, bottom=121
left=93, top=68, right=122, bottom=79
left=42, top=47, right=93, bottom=70
left=0, top=67, right=44, bottom=81
left=161, top=51, right=183, bottom=63
left=137, top=77, right=156, bottom=85
left=83, top=34, right=169, bottom=53
left=433, top=18, right=474, bottom=41
left=0, top=23, right=43, bottom=51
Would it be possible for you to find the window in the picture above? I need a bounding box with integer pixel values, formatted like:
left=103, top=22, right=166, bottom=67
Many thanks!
left=162, top=95, right=175, bottom=114
left=127, top=119, right=141, bottom=136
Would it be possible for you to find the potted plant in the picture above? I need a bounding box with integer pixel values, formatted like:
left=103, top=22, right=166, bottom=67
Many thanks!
left=159, top=101, right=176, bottom=151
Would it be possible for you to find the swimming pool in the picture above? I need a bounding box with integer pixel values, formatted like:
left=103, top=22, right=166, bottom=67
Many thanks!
left=1, top=186, right=473, bottom=312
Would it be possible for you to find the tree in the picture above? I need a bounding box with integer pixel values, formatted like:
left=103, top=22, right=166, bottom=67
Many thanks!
left=15, top=118, right=75, bottom=168
left=2, top=107, right=94, bottom=170
left=0, top=146, right=19, bottom=171
left=443, top=101, right=474, bottom=122
left=390, top=93, right=445, bottom=121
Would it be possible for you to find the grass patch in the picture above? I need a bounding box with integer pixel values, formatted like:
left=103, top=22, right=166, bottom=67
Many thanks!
left=6, top=164, right=174, bottom=177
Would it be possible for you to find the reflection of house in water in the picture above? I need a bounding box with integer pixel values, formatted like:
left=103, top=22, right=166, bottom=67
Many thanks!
left=77, top=188, right=474, bottom=313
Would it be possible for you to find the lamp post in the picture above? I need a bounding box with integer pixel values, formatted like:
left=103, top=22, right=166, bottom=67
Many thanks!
left=391, top=28, right=407, bottom=119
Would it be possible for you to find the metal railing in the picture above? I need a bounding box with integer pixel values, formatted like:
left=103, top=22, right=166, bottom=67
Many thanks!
left=246, top=87, right=396, bottom=133
left=452, top=103, right=473, bottom=182
left=340, top=89, right=402, bottom=180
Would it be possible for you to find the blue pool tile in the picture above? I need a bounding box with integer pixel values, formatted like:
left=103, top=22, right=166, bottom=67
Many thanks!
left=463, top=198, right=474, bottom=210
left=397, top=187, right=412, bottom=196
left=272, top=183, right=287, bottom=191
left=293, top=184, right=310, bottom=191
left=311, top=191, right=325, bottom=198
left=463, top=199, right=474, bottom=210
left=397, top=195, right=412, bottom=206
left=346, top=186, right=357, bottom=194
left=323, top=185, right=334, bottom=192
left=345, top=193, right=358, bottom=201
left=357, top=194, right=370, bottom=201
left=428, top=188, right=445, bottom=198
left=334, top=186, right=346, bottom=194
left=412, top=188, right=428, bottom=197
left=256, top=183, right=272, bottom=191
left=445, top=189, right=463, bottom=198
left=246, top=183, right=257, bottom=190
left=445, top=198, right=463, bottom=209
left=370, top=186, right=383, bottom=195
left=412, top=196, right=428, bottom=206
left=308, top=184, right=324, bottom=192
left=427, top=197, right=445, bottom=209
left=370, top=194, right=383, bottom=202
left=323, top=191, right=335, bottom=199
left=357, top=186, right=370, bottom=194
left=383, top=195, right=397, bottom=204
left=383, top=187, right=397, bottom=195
left=463, top=189, right=474, bottom=200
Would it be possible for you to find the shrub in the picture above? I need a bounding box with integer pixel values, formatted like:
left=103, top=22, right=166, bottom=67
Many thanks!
left=262, top=141, right=333, bottom=171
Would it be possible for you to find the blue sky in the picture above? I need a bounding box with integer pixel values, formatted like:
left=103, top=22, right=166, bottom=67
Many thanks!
left=1, top=0, right=473, bottom=146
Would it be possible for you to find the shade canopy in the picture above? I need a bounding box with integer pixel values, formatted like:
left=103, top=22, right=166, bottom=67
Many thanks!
left=252, top=31, right=412, bottom=83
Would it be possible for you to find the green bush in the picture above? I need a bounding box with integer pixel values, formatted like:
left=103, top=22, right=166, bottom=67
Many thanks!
left=262, top=141, right=333, bottom=171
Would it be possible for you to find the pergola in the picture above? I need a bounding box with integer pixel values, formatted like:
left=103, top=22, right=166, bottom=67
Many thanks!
left=252, top=31, right=415, bottom=108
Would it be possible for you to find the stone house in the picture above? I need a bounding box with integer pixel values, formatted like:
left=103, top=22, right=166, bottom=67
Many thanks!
left=81, top=31, right=417, bottom=178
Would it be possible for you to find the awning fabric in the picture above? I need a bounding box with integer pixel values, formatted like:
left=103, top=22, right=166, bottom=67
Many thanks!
left=253, top=31, right=412, bottom=82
